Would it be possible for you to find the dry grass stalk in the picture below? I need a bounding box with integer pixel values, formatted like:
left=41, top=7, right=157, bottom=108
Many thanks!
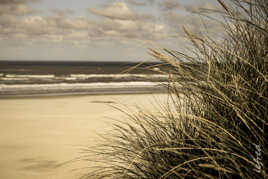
left=81, top=0, right=267, bottom=178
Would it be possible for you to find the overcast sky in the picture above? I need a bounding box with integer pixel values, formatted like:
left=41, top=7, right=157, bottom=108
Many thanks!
left=0, top=0, right=223, bottom=61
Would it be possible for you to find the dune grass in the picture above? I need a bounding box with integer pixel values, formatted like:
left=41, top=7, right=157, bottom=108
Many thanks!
left=82, top=0, right=267, bottom=178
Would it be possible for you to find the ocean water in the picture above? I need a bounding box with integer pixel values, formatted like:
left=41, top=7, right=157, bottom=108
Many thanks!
left=0, top=61, right=169, bottom=96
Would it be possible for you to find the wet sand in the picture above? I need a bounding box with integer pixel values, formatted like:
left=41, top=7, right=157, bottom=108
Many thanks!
left=0, top=93, right=170, bottom=179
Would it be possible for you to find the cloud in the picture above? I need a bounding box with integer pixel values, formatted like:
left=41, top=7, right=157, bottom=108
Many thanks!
left=0, top=0, right=166, bottom=48
left=0, top=0, right=38, bottom=4
left=87, top=2, right=166, bottom=41
left=0, top=4, right=36, bottom=15
left=0, top=14, right=18, bottom=27
left=0, top=0, right=38, bottom=16
left=126, top=0, right=147, bottom=6
left=51, top=16, right=90, bottom=30
left=162, top=9, right=224, bottom=41
left=88, top=18, right=166, bottom=41
left=50, top=9, right=74, bottom=16
left=158, top=0, right=181, bottom=11
left=0, top=14, right=92, bottom=43
left=126, top=0, right=155, bottom=6
left=89, top=2, right=153, bottom=21
left=89, top=2, right=133, bottom=20
left=0, top=0, right=221, bottom=44
left=1, top=0, right=221, bottom=49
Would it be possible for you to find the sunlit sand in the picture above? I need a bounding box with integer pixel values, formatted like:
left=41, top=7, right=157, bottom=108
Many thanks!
left=0, top=93, right=170, bottom=179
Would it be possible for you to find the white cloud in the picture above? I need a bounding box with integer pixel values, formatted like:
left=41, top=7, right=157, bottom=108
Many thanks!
left=50, top=9, right=74, bottom=16
left=0, top=3, right=36, bottom=15
left=0, top=0, right=39, bottom=16
left=87, top=2, right=166, bottom=41
left=0, top=0, right=166, bottom=47
left=89, top=2, right=153, bottom=21
left=0, top=14, right=93, bottom=44
left=89, top=2, right=134, bottom=20
left=126, top=0, right=155, bottom=6
left=0, top=0, right=38, bottom=4
left=0, top=0, right=225, bottom=61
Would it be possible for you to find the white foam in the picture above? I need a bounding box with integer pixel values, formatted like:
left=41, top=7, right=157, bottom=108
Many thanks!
left=0, top=82, right=164, bottom=91
left=6, top=75, right=55, bottom=78
left=70, top=74, right=168, bottom=78
left=0, top=77, right=28, bottom=81
left=1, top=74, right=169, bottom=83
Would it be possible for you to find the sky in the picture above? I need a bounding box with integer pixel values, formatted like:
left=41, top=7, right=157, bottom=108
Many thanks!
left=0, top=0, right=223, bottom=62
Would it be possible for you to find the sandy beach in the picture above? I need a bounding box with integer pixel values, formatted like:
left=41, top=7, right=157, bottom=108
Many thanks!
left=0, top=93, right=170, bottom=179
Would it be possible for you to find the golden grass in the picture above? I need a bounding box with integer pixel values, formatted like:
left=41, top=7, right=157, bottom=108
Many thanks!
left=82, top=0, right=267, bottom=178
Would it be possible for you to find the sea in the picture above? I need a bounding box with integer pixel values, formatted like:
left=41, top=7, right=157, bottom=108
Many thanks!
left=0, top=61, right=169, bottom=97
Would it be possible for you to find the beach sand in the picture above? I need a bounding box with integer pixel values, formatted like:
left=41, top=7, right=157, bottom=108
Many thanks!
left=0, top=93, right=171, bottom=179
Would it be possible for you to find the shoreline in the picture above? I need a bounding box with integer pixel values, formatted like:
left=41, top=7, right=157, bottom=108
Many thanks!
left=0, top=82, right=168, bottom=99
left=0, top=90, right=167, bottom=99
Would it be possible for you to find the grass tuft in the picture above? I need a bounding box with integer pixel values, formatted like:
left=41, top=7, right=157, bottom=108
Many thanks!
left=82, top=0, right=267, bottom=178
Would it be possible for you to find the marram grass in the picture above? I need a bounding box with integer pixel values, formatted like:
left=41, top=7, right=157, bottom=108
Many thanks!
left=82, top=0, right=267, bottom=178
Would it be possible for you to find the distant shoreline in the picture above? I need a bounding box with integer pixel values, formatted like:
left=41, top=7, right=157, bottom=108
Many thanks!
left=0, top=82, right=167, bottom=99
left=0, top=60, right=161, bottom=65
left=0, top=90, right=167, bottom=99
